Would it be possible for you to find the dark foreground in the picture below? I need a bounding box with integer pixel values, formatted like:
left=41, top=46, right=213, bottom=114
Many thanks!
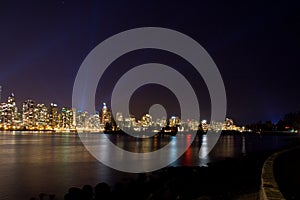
left=274, top=147, right=300, bottom=200
left=29, top=151, right=275, bottom=200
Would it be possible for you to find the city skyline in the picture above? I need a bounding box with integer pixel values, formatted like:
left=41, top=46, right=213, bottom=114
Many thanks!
left=1, top=89, right=299, bottom=134
left=1, top=84, right=299, bottom=127
left=0, top=91, right=245, bottom=132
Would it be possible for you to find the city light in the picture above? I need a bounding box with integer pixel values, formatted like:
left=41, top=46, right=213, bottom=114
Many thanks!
left=0, top=92, right=245, bottom=133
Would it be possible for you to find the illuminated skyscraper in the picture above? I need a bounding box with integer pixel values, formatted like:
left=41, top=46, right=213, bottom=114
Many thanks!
left=22, top=100, right=35, bottom=128
left=200, top=120, right=209, bottom=132
left=7, top=93, right=17, bottom=125
left=123, top=114, right=137, bottom=129
left=225, top=118, right=234, bottom=129
left=210, top=120, right=223, bottom=132
left=169, top=116, right=181, bottom=127
left=75, top=110, right=89, bottom=129
left=101, top=103, right=111, bottom=124
left=116, top=112, right=124, bottom=129
left=116, top=112, right=123, bottom=122
left=0, top=93, right=20, bottom=127
left=48, top=103, right=58, bottom=128
left=0, top=102, right=8, bottom=125
left=35, top=104, right=48, bottom=127
left=140, top=114, right=152, bottom=127
left=59, top=107, right=73, bottom=129
left=88, top=113, right=101, bottom=129
left=72, top=108, right=76, bottom=128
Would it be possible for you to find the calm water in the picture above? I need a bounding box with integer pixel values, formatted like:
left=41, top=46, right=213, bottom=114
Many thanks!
left=0, top=131, right=299, bottom=199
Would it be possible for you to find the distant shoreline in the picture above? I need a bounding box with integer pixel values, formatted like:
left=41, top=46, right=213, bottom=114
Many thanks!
left=0, top=129, right=298, bottom=136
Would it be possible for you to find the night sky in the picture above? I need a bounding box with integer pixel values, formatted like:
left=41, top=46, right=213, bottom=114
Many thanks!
left=0, top=0, right=300, bottom=125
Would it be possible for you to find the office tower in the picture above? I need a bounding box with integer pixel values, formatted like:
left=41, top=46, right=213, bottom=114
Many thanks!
left=35, top=104, right=48, bottom=127
left=225, top=118, right=234, bottom=130
left=72, top=108, right=76, bottom=128
left=140, top=114, right=152, bottom=127
left=7, top=93, right=17, bottom=125
left=169, top=116, right=181, bottom=127
left=116, top=112, right=123, bottom=122
left=200, top=120, right=209, bottom=132
left=88, top=113, right=101, bottom=129
left=210, top=120, right=223, bottom=132
left=116, top=112, right=124, bottom=129
left=0, top=102, right=8, bottom=124
left=75, top=110, right=88, bottom=129
left=22, top=100, right=35, bottom=128
left=59, top=107, right=73, bottom=129
left=101, top=103, right=111, bottom=125
left=48, top=103, right=58, bottom=128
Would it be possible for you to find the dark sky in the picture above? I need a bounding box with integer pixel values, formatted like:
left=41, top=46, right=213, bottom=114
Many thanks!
left=0, top=0, right=300, bottom=124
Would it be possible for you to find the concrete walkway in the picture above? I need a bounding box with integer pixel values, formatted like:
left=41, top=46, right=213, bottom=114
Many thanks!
left=273, top=146, right=300, bottom=200
left=260, top=146, right=300, bottom=200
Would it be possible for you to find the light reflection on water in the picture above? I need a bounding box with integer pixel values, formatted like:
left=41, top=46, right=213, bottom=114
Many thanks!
left=0, top=131, right=298, bottom=199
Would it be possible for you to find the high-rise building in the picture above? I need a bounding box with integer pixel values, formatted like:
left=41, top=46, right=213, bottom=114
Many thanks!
left=48, top=103, right=58, bottom=128
left=75, top=110, right=89, bottom=129
left=124, top=114, right=137, bottom=129
left=169, top=116, right=181, bottom=127
left=59, top=107, right=73, bottom=129
left=140, top=114, right=152, bottom=127
left=0, top=93, right=20, bottom=128
left=6, top=93, right=18, bottom=125
left=225, top=118, right=234, bottom=129
left=35, top=104, right=48, bottom=127
left=116, top=112, right=123, bottom=122
left=115, top=112, right=124, bottom=129
left=101, top=103, right=111, bottom=125
left=72, top=108, right=76, bottom=128
left=0, top=102, right=8, bottom=125
left=200, top=120, right=209, bottom=132
left=88, top=113, right=101, bottom=129
left=210, top=120, right=223, bottom=132
left=22, top=100, right=35, bottom=128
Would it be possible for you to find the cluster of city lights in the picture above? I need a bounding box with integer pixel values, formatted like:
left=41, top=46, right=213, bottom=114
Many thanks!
left=0, top=93, right=245, bottom=133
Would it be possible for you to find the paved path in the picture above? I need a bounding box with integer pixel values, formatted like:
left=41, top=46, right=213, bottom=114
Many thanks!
left=274, top=147, right=300, bottom=199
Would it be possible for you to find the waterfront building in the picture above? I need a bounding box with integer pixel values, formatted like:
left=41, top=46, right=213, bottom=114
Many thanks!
left=210, top=120, right=223, bottom=132
left=48, top=103, right=58, bottom=128
left=35, top=104, right=48, bottom=128
left=115, top=112, right=124, bottom=130
left=224, top=118, right=234, bottom=130
left=116, top=112, right=123, bottom=122
left=22, top=100, right=35, bottom=128
left=140, top=114, right=152, bottom=127
left=124, top=116, right=131, bottom=129
left=200, top=120, right=209, bottom=132
left=59, top=108, right=74, bottom=129
left=88, top=113, right=101, bottom=129
left=185, top=119, right=199, bottom=131
left=72, top=108, right=76, bottom=128
left=158, top=117, right=167, bottom=128
left=75, top=110, right=89, bottom=129
left=169, top=116, right=181, bottom=127
left=7, top=93, right=18, bottom=125
left=0, top=102, right=8, bottom=125
left=101, top=103, right=111, bottom=125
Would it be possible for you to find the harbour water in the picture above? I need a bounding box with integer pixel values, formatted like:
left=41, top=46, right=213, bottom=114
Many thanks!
left=0, top=131, right=298, bottom=199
